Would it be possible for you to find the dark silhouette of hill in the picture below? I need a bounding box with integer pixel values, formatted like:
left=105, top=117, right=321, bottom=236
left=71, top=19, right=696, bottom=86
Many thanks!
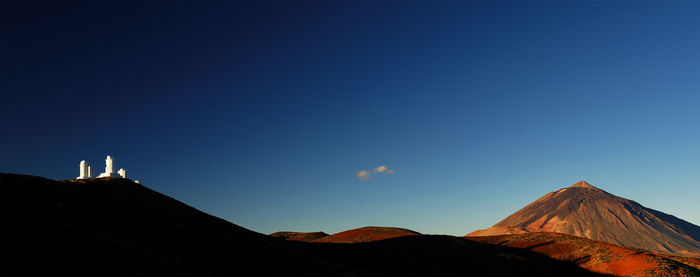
left=1, top=173, right=603, bottom=276
left=270, top=231, right=329, bottom=242
left=468, top=232, right=700, bottom=277
left=0, top=174, right=318, bottom=275
left=310, top=234, right=602, bottom=276
left=468, top=181, right=700, bottom=257
left=314, top=226, right=420, bottom=243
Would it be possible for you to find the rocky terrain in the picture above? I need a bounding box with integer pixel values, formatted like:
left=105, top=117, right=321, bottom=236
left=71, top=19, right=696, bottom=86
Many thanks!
left=3, top=174, right=697, bottom=276
left=0, top=173, right=600, bottom=276
left=468, top=232, right=700, bottom=277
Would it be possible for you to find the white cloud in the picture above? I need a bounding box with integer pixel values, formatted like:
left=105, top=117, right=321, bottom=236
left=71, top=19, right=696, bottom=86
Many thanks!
left=357, top=165, right=394, bottom=180
left=357, top=170, right=371, bottom=180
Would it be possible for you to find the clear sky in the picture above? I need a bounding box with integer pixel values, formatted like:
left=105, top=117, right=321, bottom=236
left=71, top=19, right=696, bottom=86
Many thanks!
left=1, top=0, right=698, bottom=236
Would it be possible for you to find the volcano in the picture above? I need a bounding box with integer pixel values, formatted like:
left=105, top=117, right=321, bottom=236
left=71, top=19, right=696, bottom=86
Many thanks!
left=468, top=181, right=700, bottom=257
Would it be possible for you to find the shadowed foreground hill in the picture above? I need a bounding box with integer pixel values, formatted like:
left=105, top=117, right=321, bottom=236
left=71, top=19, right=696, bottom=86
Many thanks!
left=1, top=173, right=601, bottom=276
left=469, top=181, right=700, bottom=257
left=272, top=227, right=700, bottom=276
left=0, top=174, right=313, bottom=275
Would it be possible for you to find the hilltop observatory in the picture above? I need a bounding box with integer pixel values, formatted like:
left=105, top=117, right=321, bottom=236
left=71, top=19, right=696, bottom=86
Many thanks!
left=97, top=155, right=121, bottom=178
left=76, top=160, right=93, bottom=179
left=77, top=155, right=130, bottom=180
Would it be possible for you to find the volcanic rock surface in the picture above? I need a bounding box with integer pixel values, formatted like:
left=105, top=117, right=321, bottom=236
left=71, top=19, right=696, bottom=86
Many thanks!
left=468, top=181, right=700, bottom=257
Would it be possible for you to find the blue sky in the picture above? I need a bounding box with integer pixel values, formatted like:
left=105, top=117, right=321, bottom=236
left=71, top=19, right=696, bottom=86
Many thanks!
left=1, top=0, right=698, bottom=235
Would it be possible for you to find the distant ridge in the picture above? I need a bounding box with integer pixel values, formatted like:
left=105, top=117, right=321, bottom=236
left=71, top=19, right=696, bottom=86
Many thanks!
left=270, top=227, right=420, bottom=243
left=270, top=231, right=329, bottom=242
left=314, top=226, right=420, bottom=243
left=468, top=181, right=700, bottom=257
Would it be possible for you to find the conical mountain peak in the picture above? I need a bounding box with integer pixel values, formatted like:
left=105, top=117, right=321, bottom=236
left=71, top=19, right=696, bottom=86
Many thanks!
left=570, top=180, right=596, bottom=189
left=468, top=180, right=700, bottom=256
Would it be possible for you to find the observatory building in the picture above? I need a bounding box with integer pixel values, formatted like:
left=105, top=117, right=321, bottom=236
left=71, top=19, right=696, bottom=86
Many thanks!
left=77, top=155, right=128, bottom=179
left=76, top=160, right=94, bottom=179
left=97, top=155, right=121, bottom=178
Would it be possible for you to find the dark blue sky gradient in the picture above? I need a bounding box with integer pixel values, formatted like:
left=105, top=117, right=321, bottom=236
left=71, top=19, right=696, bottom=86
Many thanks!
left=1, top=0, right=699, bottom=235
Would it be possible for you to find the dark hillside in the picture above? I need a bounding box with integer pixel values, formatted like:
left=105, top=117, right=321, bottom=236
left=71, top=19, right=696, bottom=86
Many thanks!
left=1, top=173, right=601, bottom=276
left=0, top=174, right=321, bottom=275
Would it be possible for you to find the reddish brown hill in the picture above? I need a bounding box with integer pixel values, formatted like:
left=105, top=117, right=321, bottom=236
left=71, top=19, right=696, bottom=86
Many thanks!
left=468, top=181, right=700, bottom=257
left=270, top=231, right=329, bottom=242
left=468, top=232, right=700, bottom=277
left=314, top=226, right=421, bottom=243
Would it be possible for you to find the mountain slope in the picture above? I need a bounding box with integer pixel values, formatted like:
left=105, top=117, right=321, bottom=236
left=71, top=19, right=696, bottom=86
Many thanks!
left=0, top=174, right=325, bottom=275
left=468, top=232, right=700, bottom=277
left=0, top=173, right=602, bottom=276
left=468, top=181, right=700, bottom=257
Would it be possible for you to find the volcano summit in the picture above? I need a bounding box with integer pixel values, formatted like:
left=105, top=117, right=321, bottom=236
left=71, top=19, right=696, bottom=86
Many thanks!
left=468, top=181, right=700, bottom=257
